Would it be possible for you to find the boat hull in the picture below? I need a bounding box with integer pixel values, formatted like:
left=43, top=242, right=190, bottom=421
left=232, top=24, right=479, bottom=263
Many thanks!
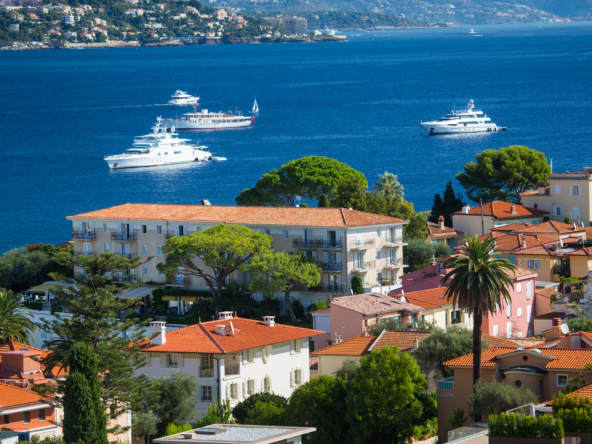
left=165, top=117, right=252, bottom=130
left=105, top=150, right=211, bottom=169
left=420, top=121, right=499, bottom=135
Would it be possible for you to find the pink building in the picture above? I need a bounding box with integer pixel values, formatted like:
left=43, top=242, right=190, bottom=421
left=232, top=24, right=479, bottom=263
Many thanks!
left=390, top=257, right=454, bottom=296
left=311, top=292, right=423, bottom=350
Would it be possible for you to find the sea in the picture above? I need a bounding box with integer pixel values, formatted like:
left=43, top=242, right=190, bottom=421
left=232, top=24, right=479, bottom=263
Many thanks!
left=2, top=22, right=592, bottom=252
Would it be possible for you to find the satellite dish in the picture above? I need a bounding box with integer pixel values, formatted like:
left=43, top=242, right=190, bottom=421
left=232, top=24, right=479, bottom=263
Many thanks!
left=561, top=323, right=570, bottom=335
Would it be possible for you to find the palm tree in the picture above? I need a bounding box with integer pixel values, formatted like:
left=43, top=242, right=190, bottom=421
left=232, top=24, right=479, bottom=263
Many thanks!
left=441, top=236, right=517, bottom=423
left=373, top=171, right=404, bottom=198
left=0, top=290, right=36, bottom=344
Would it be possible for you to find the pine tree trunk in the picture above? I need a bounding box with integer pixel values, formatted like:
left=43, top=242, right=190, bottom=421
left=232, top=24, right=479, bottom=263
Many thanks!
left=285, top=291, right=297, bottom=324
left=472, top=308, right=483, bottom=423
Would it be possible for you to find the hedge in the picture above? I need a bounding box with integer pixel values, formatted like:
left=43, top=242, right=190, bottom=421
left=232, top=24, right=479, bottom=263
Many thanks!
left=552, top=393, right=592, bottom=433
left=488, top=412, right=564, bottom=439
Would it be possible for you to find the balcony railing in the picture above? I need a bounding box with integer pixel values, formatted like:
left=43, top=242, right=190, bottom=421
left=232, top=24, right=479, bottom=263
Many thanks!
left=323, top=283, right=350, bottom=294
left=225, top=363, right=240, bottom=376
left=438, top=377, right=454, bottom=390
left=353, top=261, right=376, bottom=271
left=226, top=279, right=252, bottom=287
left=111, top=232, right=136, bottom=241
left=200, top=367, right=214, bottom=378
left=72, top=229, right=95, bottom=240
left=73, top=251, right=97, bottom=257
left=349, top=240, right=375, bottom=249
left=321, top=262, right=342, bottom=272
left=292, top=239, right=343, bottom=249
left=384, top=258, right=408, bottom=268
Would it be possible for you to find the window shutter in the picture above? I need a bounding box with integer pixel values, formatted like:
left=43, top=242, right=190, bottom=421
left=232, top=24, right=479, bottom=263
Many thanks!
left=184, top=225, right=189, bottom=236
left=90, top=222, right=95, bottom=232
left=323, top=252, right=328, bottom=263
left=243, top=350, right=248, bottom=364
left=323, top=231, right=327, bottom=244
left=225, top=385, right=228, bottom=399
left=160, top=354, right=167, bottom=367
left=243, top=382, right=246, bottom=398
left=175, top=226, right=179, bottom=236
left=336, top=231, right=341, bottom=243
left=527, top=305, right=532, bottom=323
left=178, top=354, right=184, bottom=368
left=290, top=371, right=293, bottom=387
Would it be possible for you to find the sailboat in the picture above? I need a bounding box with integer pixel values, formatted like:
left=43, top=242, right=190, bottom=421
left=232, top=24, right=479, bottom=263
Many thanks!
left=250, top=98, right=259, bottom=114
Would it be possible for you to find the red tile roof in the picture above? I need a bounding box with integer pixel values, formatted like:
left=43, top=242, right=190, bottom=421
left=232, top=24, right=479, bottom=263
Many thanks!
left=487, top=234, right=558, bottom=252
left=452, top=201, right=549, bottom=219
left=330, top=292, right=423, bottom=316
left=491, top=223, right=535, bottom=232
left=67, top=204, right=407, bottom=228
left=140, top=317, right=325, bottom=354
left=515, top=221, right=586, bottom=234
left=0, top=382, right=52, bottom=409
left=534, top=312, right=568, bottom=320
left=370, top=331, right=431, bottom=352
left=482, top=334, right=523, bottom=348
left=545, top=384, right=592, bottom=406
left=397, top=287, right=450, bottom=310
left=309, top=356, right=318, bottom=370
left=312, top=336, right=376, bottom=356
left=426, top=222, right=463, bottom=238
left=0, top=340, right=65, bottom=383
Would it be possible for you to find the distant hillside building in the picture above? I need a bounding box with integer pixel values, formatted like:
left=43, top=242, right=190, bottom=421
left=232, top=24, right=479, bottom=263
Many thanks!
left=266, top=16, right=307, bottom=35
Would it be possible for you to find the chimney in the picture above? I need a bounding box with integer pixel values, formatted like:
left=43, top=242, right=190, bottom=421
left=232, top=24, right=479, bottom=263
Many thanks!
left=543, top=318, right=563, bottom=341
left=215, top=325, right=229, bottom=336
left=438, top=215, right=445, bottom=230
left=0, top=350, right=42, bottom=373
left=149, top=321, right=167, bottom=345
left=521, top=236, right=527, bottom=249
left=573, top=222, right=577, bottom=230
left=511, top=204, right=517, bottom=215
left=537, top=181, right=546, bottom=195
left=201, top=199, right=211, bottom=206
left=461, top=205, right=470, bottom=214
left=534, top=202, right=538, bottom=209
left=263, top=316, right=275, bottom=327
left=412, top=336, right=419, bottom=350
left=219, top=311, right=233, bottom=320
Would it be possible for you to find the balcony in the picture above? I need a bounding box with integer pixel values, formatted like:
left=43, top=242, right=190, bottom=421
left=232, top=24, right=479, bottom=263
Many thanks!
left=322, top=239, right=341, bottom=249
left=73, top=251, right=97, bottom=257
left=438, top=377, right=454, bottom=390
left=72, top=229, right=95, bottom=240
left=353, top=261, right=376, bottom=271
left=384, top=258, right=407, bottom=268
left=111, top=232, right=136, bottom=241
left=349, top=240, right=374, bottom=249
left=200, top=367, right=214, bottom=378
left=225, top=363, right=240, bottom=376
left=323, top=283, right=350, bottom=294
left=293, top=239, right=319, bottom=248
left=321, top=262, right=342, bottom=272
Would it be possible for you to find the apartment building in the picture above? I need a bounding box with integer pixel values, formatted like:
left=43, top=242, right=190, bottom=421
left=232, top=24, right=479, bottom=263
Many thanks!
left=521, top=169, right=592, bottom=225
left=137, top=314, right=323, bottom=417
left=66, top=204, right=409, bottom=313
left=264, top=16, right=307, bottom=34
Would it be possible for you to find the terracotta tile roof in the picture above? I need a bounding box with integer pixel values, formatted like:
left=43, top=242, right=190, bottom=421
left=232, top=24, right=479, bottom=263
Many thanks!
left=67, top=204, right=407, bottom=228
left=478, top=231, right=509, bottom=240
left=511, top=338, right=549, bottom=347
left=140, top=317, right=325, bottom=354
left=0, top=340, right=65, bottom=383
left=370, top=331, right=431, bottom=352
left=488, top=234, right=558, bottom=252
left=535, top=287, right=560, bottom=300
left=444, top=347, right=592, bottom=370
left=482, top=334, right=522, bottom=348
left=309, top=356, right=318, bottom=370
left=0, top=382, right=51, bottom=409
left=330, top=292, right=423, bottom=316
left=452, top=201, right=549, bottom=219
left=312, top=336, right=376, bottom=356
left=397, top=287, right=451, bottom=310
left=491, top=223, right=535, bottom=232
left=513, top=244, right=557, bottom=256
left=507, top=266, right=538, bottom=279
left=545, top=384, right=592, bottom=406
left=426, top=222, right=464, bottom=238
left=515, top=221, right=586, bottom=234
left=534, top=312, right=568, bottom=320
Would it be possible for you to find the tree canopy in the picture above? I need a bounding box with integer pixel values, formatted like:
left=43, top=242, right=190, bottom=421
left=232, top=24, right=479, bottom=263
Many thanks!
left=373, top=171, right=404, bottom=198
left=456, top=145, right=551, bottom=204
left=405, top=239, right=436, bottom=272
left=468, top=379, right=538, bottom=417
left=149, top=371, right=198, bottom=436
left=236, top=156, right=367, bottom=206
left=429, top=180, right=466, bottom=227
left=0, top=290, right=36, bottom=343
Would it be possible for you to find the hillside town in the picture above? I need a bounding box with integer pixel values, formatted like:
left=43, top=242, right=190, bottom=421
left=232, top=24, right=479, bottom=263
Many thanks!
left=3, top=148, right=592, bottom=444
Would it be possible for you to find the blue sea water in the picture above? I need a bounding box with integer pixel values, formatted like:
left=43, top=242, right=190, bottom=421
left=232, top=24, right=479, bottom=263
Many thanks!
left=2, top=22, right=592, bottom=252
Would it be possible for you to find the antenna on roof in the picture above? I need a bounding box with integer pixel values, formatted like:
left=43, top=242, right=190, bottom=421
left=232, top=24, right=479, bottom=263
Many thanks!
left=561, top=323, right=570, bottom=335
left=230, top=321, right=235, bottom=334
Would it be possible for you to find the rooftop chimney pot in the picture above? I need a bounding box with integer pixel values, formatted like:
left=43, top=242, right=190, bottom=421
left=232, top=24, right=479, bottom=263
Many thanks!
left=461, top=205, right=470, bottom=214
left=511, top=204, right=517, bottom=215
left=149, top=321, right=167, bottom=345
left=438, top=215, right=445, bottom=230
left=263, top=316, right=275, bottom=327
left=218, top=311, right=233, bottom=320
left=201, top=199, right=211, bottom=206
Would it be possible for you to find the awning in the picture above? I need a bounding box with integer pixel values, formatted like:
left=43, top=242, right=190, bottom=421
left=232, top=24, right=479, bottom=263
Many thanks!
left=27, top=282, right=75, bottom=293
left=181, top=296, right=198, bottom=302
left=162, top=295, right=178, bottom=301
left=118, top=286, right=158, bottom=299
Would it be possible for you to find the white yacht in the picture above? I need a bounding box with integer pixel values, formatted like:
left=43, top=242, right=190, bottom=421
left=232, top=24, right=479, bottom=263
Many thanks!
left=105, top=118, right=213, bottom=169
left=469, top=28, right=477, bottom=34
left=163, top=105, right=253, bottom=130
left=421, top=100, right=504, bottom=135
left=168, top=90, right=199, bottom=105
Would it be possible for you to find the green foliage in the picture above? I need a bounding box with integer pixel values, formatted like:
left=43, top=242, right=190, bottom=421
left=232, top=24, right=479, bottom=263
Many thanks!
left=433, top=241, right=452, bottom=259
left=413, top=326, right=488, bottom=380
left=132, top=410, right=158, bottom=443
left=365, top=317, right=436, bottom=336
left=159, top=224, right=272, bottom=299
left=468, top=380, right=539, bottom=417
left=192, top=399, right=233, bottom=428
left=307, top=300, right=327, bottom=312
left=165, top=423, right=192, bottom=436
left=232, top=393, right=288, bottom=424
left=488, top=412, right=564, bottom=439
left=351, top=276, right=363, bottom=294
left=216, top=285, right=256, bottom=317
left=449, top=407, right=468, bottom=429
left=544, top=216, right=550, bottom=222
left=332, top=359, right=361, bottom=380
left=456, top=145, right=552, bottom=204
left=150, top=371, right=198, bottom=436
left=0, top=290, right=36, bottom=343
left=235, top=156, right=367, bottom=206
left=565, top=216, right=572, bottom=224
left=318, top=194, right=331, bottom=208
left=373, top=171, right=404, bottom=198
left=429, top=180, right=466, bottom=227
left=291, top=299, right=305, bottom=319
left=245, top=401, right=286, bottom=425
left=63, top=372, right=98, bottom=444
left=405, top=239, right=435, bottom=271
left=567, top=317, right=592, bottom=333
left=152, top=288, right=212, bottom=308
left=257, top=296, right=281, bottom=317
left=552, top=394, right=592, bottom=433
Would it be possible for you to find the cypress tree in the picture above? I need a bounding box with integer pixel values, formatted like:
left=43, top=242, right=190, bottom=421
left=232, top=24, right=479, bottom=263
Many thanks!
left=63, top=372, right=97, bottom=444
left=318, top=194, right=331, bottom=208
left=68, top=342, right=108, bottom=444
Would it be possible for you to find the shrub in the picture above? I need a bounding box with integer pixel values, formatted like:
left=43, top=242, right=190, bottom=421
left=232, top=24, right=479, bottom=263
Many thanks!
left=291, top=299, right=305, bottom=320
left=318, top=194, right=331, bottom=208
left=232, top=393, right=288, bottom=424
left=433, top=242, right=451, bottom=259
left=544, top=216, right=550, bottom=222
left=405, top=239, right=435, bottom=271
left=565, top=216, right=572, bottom=224
left=468, top=379, right=539, bottom=417
left=245, top=401, right=286, bottom=425
left=449, top=407, right=468, bottom=429
left=351, top=276, right=363, bottom=294
left=567, top=317, right=592, bottom=333
left=333, top=359, right=360, bottom=380
left=488, top=412, right=564, bottom=439
left=165, top=423, right=192, bottom=436
left=552, top=393, right=592, bottom=433
left=257, top=296, right=280, bottom=317
left=307, top=300, right=327, bottom=312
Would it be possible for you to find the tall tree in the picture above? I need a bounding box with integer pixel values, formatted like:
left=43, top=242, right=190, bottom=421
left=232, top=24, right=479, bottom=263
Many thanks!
left=235, top=156, right=367, bottom=206
left=441, top=236, right=516, bottom=422
left=249, top=252, right=322, bottom=324
left=158, top=224, right=272, bottom=300
left=404, top=239, right=435, bottom=272
left=456, top=145, right=551, bottom=204
left=132, top=411, right=158, bottom=444
left=429, top=180, right=466, bottom=226
left=63, top=371, right=98, bottom=444
left=149, top=371, right=198, bottom=436
left=0, top=290, right=36, bottom=343
left=318, top=194, right=331, bottom=208
left=373, top=171, right=404, bottom=198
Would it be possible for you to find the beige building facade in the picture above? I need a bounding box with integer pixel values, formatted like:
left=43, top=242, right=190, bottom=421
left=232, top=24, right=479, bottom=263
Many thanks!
left=67, top=204, right=408, bottom=313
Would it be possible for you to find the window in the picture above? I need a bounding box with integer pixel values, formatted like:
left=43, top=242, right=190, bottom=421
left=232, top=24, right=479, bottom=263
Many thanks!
left=528, top=260, right=540, bottom=270
left=103, top=223, right=108, bottom=233
left=143, top=266, right=148, bottom=276
left=142, top=225, right=147, bottom=234
left=523, top=355, right=529, bottom=362
left=167, top=353, right=179, bottom=367
left=293, top=340, right=301, bottom=353
left=157, top=246, right=163, bottom=256
left=572, top=336, right=581, bottom=348
left=557, top=374, right=569, bottom=387
left=201, top=386, right=212, bottom=402
left=377, top=272, right=382, bottom=282
left=572, top=185, right=581, bottom=196
left=493, top=325, right=498, bottom=336
left=3, top=415, right=8, bottom=425
left=283, top=230, right=289, bottom=239
left=201, top=354, right=214, bottom=372
left=104, top=244, right=109, bottom=253
left=247, top=349, right=254, bottom=363
left=555, top=184, right=561, bottom=195
left=158, top=270, right=163, bottom=277
left=507, top=322, right=512, bottom=338
left=517, top=283, right=522, bottom=293
left=229, top=383, right=238, bottom=400
left=157, top=225, right=162, bottom=235
left=293, top=369, right=302, bottom=385
left=247, top=379, right=255, bottom=395
left=539, top=381, right=543, bottom=396
left=506, top=301, right=512, bottom=317
left=554, top=206, right=563, bottom=217
left=265, top=229, right=271, bottom=236
left=532, top=220, right=537, bottom=225
left=526, top=281, right=532, bottom=300
left=376, top=228, right=381, bottom=238
left=515, top=380, right=522, bottom=388
left=517, top=307, right=522, bottom=317
left=263, top=377, right=270, bottom=393
left=376, top=250, right=381, bottom=260
left=142, top=245, right=148, bottom=255
left=23, top=411, right=30, bottom=424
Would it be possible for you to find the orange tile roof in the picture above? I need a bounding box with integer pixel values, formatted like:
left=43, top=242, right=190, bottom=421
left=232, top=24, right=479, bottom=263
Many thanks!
left=489, top=234, right=558, bottom=252
left=67, top=204, right=407, bottom=228
left=330, top=292, right=423, bottom=316
left=309, top=356, right=318, bottom=370
left=513, top=244, right=557, bottom=256
left=444, top=347, right=592, bottom=370
left=491, top=223, right=535, bottom=232
left=0, top=340, right=65, bottom=383
left=452, top=201, right=549, bottom=219
left=312, top=336, right=376, bottom=356
left=426, top=222, right=464, bottom=238
left=534, top=312, right=567, bottom=320
left=397, top=287, right=451, bottom=310
left=545, top=384, right=592, bottom=406
left=370, top=331, right=431, bottom=352
left=140, top=317, right=325, bottom=354
left=0, top=382, right=51, bottom=409
left=482, top=334, right=522, bottom=348
left=515, top=220, right=586, bottom=234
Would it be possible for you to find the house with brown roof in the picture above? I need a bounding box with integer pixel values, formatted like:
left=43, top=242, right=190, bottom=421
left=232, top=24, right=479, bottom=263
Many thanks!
left=451, top=202, right=549, bottom=238
left=66, top=204, right=410, bottom=314
left=136, top=313, right=324, bottom=417
left=310, top=292, right=423, bottom=350
left=427, top=216, right=464, bottom=249
left=513, top=220, right=587, bottom=241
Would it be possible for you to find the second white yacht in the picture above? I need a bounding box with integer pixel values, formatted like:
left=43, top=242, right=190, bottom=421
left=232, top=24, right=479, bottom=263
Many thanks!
left=169, top=90, right=199, bottom=105
left=105, top=118, right=213, bottom=169
left=420, top=100, right=504, bottom=135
